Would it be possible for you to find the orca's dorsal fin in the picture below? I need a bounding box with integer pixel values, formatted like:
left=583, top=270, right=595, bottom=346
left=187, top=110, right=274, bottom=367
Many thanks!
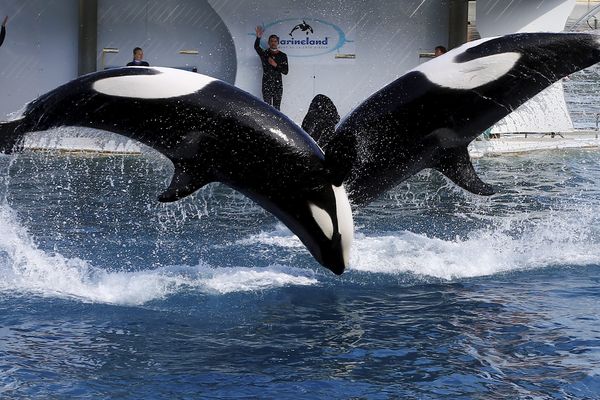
left=158, top=163, right=214, bottom=202
left=434, top=147, right=495, bottom=196
left=301, top=94, right=340, bottom=147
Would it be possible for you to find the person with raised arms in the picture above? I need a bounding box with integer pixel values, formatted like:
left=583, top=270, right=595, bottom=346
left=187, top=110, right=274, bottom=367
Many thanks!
left=254, top=25, right=288, bottom=111
left=0, top=16, right=9, bottom=48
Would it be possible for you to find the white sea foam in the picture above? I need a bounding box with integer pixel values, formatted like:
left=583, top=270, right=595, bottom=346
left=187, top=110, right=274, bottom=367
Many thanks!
left=1, top=199, right=598, bottom=304
left=0, top=205, right=317, bottom=305
left=234, top=223, right=304, bottom=248
left=197, top=265, right=317, bottom=294
left=240, top=212, right=600, bottom=280
left=349, top=210, right=600, bottom=278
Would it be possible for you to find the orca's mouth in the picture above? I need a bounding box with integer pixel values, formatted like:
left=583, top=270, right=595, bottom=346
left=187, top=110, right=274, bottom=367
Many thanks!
left=319, top=231, right=346, bottom=275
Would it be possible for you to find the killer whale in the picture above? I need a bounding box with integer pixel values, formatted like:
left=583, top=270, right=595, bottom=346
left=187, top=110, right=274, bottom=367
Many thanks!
left=306, top=32, right=600, bottom=206
left=0, top=67, right=353, bottom=274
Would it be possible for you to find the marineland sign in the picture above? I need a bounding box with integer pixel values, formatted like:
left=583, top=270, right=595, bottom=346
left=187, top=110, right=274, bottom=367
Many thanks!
left=256, top=17, right=354, bottom=61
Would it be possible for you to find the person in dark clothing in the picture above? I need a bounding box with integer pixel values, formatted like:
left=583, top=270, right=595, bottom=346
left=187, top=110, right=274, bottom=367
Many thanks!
left=126, top=47, right=149, bottom=66
left=254, top=26, right=288, bottom=110
left=434, top=45, right=447, bottom=57
left=0, top=16, right=8, bottom=48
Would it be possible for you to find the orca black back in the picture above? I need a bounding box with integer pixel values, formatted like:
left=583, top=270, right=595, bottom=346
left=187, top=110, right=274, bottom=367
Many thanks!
left=317, top=32, right=600, bottom=205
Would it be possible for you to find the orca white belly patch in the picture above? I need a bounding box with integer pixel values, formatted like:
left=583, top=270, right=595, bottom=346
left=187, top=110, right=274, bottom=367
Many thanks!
left=417, top=51, right=521, bottom=90
left=415, top=37, right=521, bottom=90
left=93, top=67, right=216, bottom=99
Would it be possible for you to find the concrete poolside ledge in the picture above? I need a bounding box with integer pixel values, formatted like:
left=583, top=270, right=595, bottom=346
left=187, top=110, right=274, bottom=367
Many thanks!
left=18, top=129, right=600, bottom=158
left=22, top=130, right=143, bottom=155
left=468, top=130, right=600, bottom=158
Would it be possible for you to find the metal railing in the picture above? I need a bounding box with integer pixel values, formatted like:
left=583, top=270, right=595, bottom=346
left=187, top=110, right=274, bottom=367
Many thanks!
left=568, top=4, right=600, bottom=31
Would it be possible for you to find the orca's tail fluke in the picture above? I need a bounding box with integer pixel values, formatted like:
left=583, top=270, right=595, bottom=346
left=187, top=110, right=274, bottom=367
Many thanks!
left=0, top=120, right=26, bottom=154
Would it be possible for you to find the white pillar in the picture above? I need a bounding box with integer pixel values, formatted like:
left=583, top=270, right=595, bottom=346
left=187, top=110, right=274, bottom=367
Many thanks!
left=476, top=0, right=576, bottom=134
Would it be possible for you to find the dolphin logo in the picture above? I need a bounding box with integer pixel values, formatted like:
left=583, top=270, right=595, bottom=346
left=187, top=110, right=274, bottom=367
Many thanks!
left=289, top=20, right=313, bottom=37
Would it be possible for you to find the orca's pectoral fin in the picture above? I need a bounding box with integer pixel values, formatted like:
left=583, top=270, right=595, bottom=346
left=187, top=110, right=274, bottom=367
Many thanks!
left=434, top=147, right=495, bottom=196
left=158, top=163, right=213, bottom=202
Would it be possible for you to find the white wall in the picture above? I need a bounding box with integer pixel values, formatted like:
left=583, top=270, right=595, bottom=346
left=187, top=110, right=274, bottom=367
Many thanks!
left=0, top=0, right=78, bottom=118
left=0, top=1, right=450, bottom=124
left=0, top=0, right=580, bottom=133
left=477, top=0, right=576, bottom=133
left=478, top=0, right=576, bottom=36
left=209, top=0, right=450, bottom=122
left=97, top=0, right=236, bottom=83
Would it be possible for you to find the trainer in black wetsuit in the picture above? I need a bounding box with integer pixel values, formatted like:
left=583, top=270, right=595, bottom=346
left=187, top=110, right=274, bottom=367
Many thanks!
left=0, top=16, right=8, bottom=48
left=254, top=26, right=288, bottom=110
left=126, top=47, right=149, bottom=67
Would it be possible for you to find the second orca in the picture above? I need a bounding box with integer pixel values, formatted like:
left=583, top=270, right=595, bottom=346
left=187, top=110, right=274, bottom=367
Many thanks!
left=307, top=32, right=600, bottom=205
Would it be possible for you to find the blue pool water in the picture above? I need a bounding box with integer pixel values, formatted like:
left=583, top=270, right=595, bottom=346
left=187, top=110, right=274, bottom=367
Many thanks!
left=0, top=147, right=599, bottom=399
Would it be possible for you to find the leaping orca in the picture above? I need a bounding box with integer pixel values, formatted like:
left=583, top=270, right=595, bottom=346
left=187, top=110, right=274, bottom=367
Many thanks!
left=306, top=32, right=600, bottom=206
left=0, top=67, right=353, bottom=274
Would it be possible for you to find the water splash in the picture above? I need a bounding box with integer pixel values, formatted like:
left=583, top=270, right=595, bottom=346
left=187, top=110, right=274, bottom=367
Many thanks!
left=239, top=205, right=600, bottom=280
left=0, top=203, right=318, bottom=305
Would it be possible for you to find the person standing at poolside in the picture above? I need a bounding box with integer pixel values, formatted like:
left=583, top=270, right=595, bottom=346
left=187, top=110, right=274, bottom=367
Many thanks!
left=126, top=47, right=149, bottom=66
left=434, top=45, right=447, bottom=57
left=254, top=25, right=288, bottom=110
left=0, top=16, right=9, bottom=48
